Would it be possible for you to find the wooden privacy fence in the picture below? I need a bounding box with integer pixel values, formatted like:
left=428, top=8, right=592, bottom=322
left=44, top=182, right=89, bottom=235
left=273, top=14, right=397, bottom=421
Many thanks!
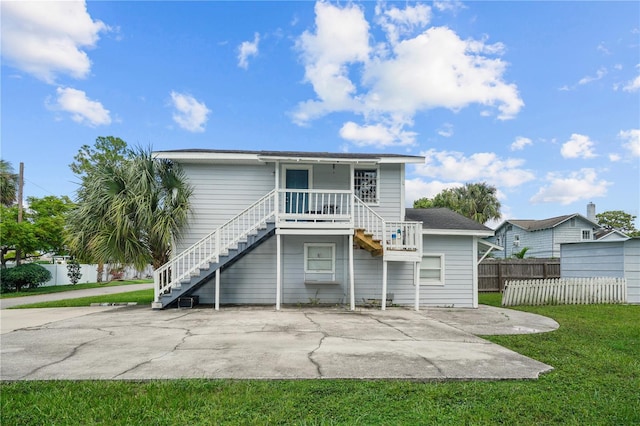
left=479, top=259, right=560, bottom=292
left=502, top=277, right=627, bottom=307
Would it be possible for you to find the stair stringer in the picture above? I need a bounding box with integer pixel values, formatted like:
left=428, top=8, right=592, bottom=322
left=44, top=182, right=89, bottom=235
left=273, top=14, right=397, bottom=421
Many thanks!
left=159, top=222, right=276, bottom=307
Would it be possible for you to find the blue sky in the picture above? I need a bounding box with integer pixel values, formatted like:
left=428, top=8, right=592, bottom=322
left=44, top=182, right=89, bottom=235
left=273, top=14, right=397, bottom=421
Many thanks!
left=2, top=1, right=639, bottom=228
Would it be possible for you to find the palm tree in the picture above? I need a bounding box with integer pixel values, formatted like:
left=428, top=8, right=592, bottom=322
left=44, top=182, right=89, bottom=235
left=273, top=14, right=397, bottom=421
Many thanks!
left=67, top=147, right=192, bottom=271
left=413, top=182, right=501, bottom=224
left=0, top=160, right=18, bottom=207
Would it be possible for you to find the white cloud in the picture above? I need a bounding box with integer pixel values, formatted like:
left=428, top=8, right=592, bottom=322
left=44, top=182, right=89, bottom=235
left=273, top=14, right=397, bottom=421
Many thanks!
left=619, top=129, right=640, bottom=157
left=414, top=149, right=535, bottom=188
left=530, top=168, right=610, bottom=205
left=1, top=1, right=108, bottom=83
left=404, top=178, right=461, bottom=206
left=293, top=2, right=523, bottom=147
left=561, top=134, right=597, bottom=159
left=622, top=75, right=640, bottom=92
left=437, top=122, right=454, bottom=138
left=510, top=136, right=532, bottom=151
left=375, top=3, right=432, bottom=45
left=578, top=67, right=607, bottom=85
left=238, top=32, right=260, bottom=69
left=339, top=121, right=416, bottom=147
left=609, top=153, right=621, bottom=162
left=170, top=91, right=211, bottom=133
left=52, top=87, right=111, bottom=126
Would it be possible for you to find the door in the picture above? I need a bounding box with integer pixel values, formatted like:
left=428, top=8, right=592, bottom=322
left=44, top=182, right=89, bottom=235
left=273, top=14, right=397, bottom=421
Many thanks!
left=285, top=169, right=309, bottom=213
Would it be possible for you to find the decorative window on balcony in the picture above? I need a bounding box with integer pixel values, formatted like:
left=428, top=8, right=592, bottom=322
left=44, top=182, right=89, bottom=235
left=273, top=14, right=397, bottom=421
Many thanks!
left=420, top=254, right=444, bottom=285
left=354, top=169, right=378, bottom=204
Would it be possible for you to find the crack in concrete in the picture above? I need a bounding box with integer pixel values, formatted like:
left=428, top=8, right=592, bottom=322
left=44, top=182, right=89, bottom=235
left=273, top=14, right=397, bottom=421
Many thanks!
left=303, top=313, right=327, bottom=378
left=22, top=328, right=113, bottom=379
left=113, top=327, right=192, bottom=379
left=365, top=314, right=417, bottom=340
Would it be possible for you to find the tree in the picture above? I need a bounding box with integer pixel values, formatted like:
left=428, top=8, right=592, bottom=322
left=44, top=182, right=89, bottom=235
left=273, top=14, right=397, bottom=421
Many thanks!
left=68, top=136, right=131, bottom=281
left=413, top=182, right=502, bottom=224
left=0, top=195, right=73, bottom=268
left=67, top=259, right=82, bottom=285
left=67, top=145, right=193, bottom=271
left=0, top=159, right=18, bottom=207
left=595, top=210, right=639, bottom=236
left=1, top=263, right=52, bottom=292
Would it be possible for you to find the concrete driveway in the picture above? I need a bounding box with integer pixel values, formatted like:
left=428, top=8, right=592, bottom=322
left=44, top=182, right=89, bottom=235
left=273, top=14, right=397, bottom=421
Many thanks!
left=0, top=305, right=558, bottom=381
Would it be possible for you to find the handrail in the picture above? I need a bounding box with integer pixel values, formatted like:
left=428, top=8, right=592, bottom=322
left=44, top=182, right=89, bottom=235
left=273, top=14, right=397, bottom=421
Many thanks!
left=154, top=189, right=276, bottom=302
left=354, top=196, right=422, bottom=252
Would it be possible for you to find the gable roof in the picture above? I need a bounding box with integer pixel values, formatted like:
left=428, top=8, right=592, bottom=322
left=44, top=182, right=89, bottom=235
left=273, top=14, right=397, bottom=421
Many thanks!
left=497, top=213, right=600, bottom=232
left=405, top=208, right=494, bottom=236
left=154, top=149, right=424, bottom=164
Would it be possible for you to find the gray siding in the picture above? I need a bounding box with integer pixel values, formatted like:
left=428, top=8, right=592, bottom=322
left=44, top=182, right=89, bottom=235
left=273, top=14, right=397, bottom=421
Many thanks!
left=375, top=164, right=403, bottom=221
left=624, top=240, right=640, bottom=303
left=491, top=217, right=597, bottom=258
left=418, top=235, right=475, bottom=307
left=178, top=162, right=275, bottom=251
left=561, top=239, right=640, bottom=304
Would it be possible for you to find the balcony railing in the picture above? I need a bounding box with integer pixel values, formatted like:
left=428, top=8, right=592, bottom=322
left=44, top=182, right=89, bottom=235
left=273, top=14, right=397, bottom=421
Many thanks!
left=277, top=189, right=352, bottom=223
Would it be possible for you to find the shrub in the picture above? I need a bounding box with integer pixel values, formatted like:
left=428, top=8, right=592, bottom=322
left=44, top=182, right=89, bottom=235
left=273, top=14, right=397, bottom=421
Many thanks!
left=66, top=260, right=82, bottom=285
left=1, top=263, right=52, bottom=292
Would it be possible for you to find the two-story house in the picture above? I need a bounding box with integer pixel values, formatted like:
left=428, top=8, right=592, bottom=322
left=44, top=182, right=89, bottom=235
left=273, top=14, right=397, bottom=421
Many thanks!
left=152, top=149, right=495, bottom=310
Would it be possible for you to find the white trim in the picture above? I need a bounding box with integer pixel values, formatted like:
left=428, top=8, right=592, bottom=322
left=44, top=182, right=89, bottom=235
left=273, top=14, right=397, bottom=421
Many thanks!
left=581, top=228, right=593, bottom=241
left=421, top=229, right=494, bottom=237
left=155, top=151, right=424, bottom=164
left=276, top=234, right=281, bottom=310
left=276, top=228, right=353, bottom=235
left=304, top=243, right=336, bottom=274
left=282, top=164, right=313, bottom=190
left=349, top=234, right=355, bottom=311
left=215, top=269, right=220, bottom=311
left=472, top=238, right=479, bottom=308
left=354, top=166, right=380, bottom=205
left=420, top=253, right=445, bottom=286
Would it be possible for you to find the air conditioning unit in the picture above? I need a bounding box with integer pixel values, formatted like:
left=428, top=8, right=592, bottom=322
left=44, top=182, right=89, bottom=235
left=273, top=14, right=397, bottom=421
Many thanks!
left=513, top=240, right=520, bottom=247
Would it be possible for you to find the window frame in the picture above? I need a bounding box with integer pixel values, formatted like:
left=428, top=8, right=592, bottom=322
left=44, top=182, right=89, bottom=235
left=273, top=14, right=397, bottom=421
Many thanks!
left=581, top=229, right=593, bottom=241
left=354, top=167, right=379, bottom=205
left=419, top=254, right=445, bottom=286
left=304, top=243, right=336, bottom=274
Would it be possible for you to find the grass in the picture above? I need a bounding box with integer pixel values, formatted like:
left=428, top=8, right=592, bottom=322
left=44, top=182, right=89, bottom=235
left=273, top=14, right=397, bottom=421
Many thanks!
left=8, top=289, right=154, bottom=308
left=1, top=295, right=639, bottom=424
left=0, top=279, right=152, bottom=299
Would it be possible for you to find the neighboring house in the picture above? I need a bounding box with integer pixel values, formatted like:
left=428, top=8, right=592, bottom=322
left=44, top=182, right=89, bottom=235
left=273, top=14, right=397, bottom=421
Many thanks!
left=561, top=238, right=639, bottom=304
left=488, top=214, right=604, bottom=258
left=151, top=149, right=496, bottom=310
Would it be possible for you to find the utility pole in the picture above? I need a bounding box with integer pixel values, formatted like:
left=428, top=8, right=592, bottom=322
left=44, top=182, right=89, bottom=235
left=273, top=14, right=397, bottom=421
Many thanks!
left=15, top=162, right=24, bottom=265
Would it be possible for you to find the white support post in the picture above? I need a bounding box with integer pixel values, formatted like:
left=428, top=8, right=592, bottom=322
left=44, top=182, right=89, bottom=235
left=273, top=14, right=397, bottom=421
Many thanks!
left=414, top=262, right=420, bottom=311
left=215, top=268, right=220, bottom=311
left=276, top=233, right=282, bottom=310
left=349, top=233, right=355, bottom=311
left=472, top=237, right=479, bottom=308
left=381, top=260, right=388, bottom=310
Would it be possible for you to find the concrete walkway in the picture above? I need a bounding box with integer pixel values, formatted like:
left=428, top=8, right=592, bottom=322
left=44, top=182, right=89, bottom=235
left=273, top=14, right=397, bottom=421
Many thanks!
left=0, top=302, right=558, bottom=381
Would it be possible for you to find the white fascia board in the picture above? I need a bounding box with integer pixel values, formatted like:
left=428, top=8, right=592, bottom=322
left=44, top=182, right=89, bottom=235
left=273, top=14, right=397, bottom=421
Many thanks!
left=379, top=157, right=425, bottom=164
left=478, top=239, right=504, bottom=251
left=154, top=152, right=261, bottom=163
left=421, top=229, right=495, bottom=237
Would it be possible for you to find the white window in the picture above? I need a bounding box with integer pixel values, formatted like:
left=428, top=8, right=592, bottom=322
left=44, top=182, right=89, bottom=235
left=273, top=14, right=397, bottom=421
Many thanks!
left=513, top=235, right=520, bottom=246
left=354, top=169, right=378, bottom=204
left=420, top=254, right=444, bottom=285
left=304, top=243, right=336, bottom=273
left=581, top=229, right=593, bottom=240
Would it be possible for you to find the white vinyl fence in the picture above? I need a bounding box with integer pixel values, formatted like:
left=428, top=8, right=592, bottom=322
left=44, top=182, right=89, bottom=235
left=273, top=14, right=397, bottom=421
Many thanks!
left=502, top=277, right=627, bottom=307
left=38, top=264, right=153, bottom=287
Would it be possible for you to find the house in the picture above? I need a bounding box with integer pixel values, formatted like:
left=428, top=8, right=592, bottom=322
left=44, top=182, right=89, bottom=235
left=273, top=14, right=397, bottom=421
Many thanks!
left=488, top=212, right=604, bottom=259
left=151, top=149, right=496, bottom=310
left=561, top=238, right=639, bottom=304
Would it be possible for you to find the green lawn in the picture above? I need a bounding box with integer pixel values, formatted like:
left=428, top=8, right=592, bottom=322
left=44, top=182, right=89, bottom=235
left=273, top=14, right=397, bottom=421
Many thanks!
left=0, top=279, right=152, bottom=299
left=1, top=296, right=639, bottom=424
left=8, top=289, right=154, bottom=308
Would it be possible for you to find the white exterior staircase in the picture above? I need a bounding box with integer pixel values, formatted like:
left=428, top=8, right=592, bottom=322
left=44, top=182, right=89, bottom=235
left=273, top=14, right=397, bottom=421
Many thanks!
left=153, top=190, right=277, bottom=309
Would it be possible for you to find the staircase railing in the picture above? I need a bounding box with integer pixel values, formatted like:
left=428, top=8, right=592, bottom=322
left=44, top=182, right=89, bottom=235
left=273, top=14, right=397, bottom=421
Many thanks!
left=354, top=196, right=421, bottom=253
left=154, top=190, right=276, bottom=302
